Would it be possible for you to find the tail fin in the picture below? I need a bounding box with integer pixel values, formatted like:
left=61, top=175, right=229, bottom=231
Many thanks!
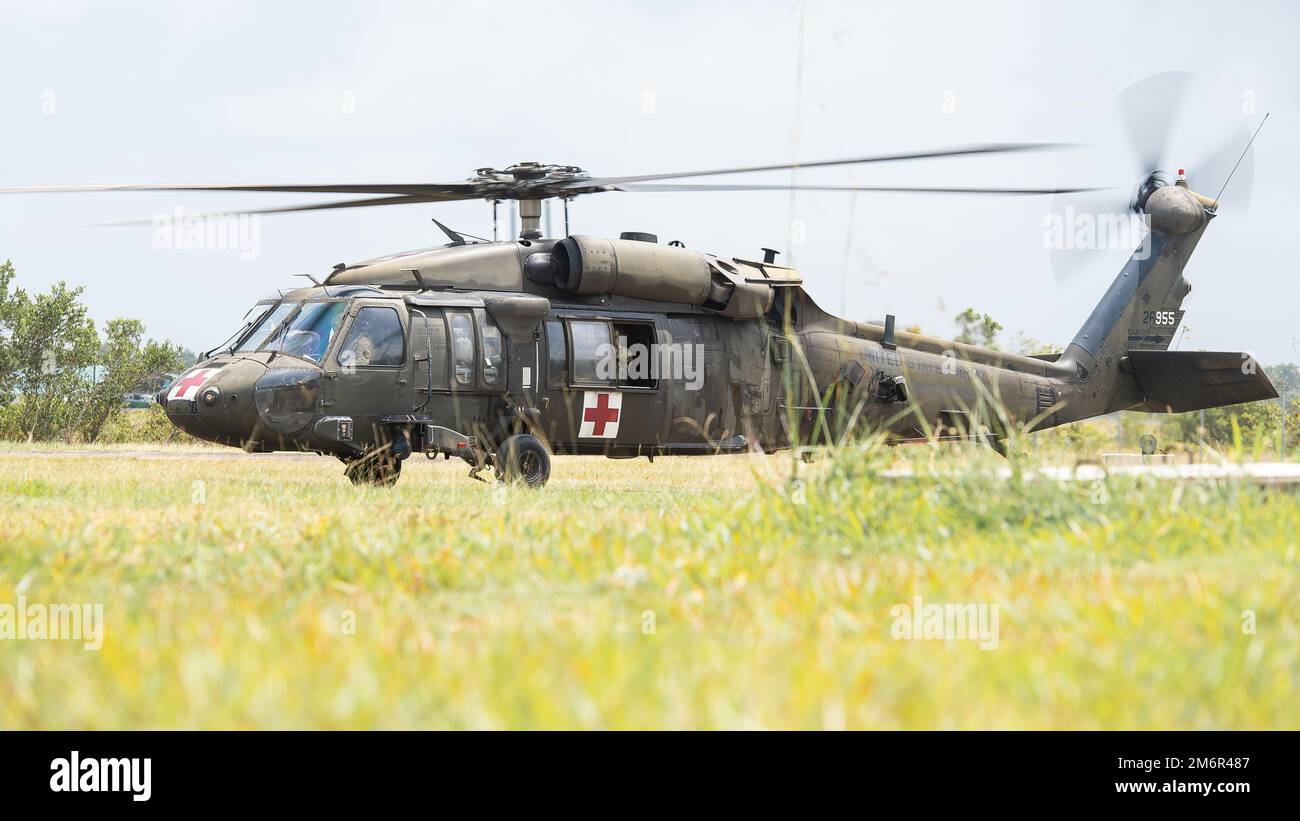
left=1060, top=183, right=1217, bottom=375
left=1065, top=221, right=1201, bottom=363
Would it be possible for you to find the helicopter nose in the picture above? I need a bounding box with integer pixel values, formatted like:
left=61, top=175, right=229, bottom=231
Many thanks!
left=164, top=358, right=268, bottom=445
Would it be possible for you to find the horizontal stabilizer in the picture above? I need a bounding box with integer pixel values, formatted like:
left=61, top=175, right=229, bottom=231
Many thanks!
left=1126, top=350, right=1278, bottom=413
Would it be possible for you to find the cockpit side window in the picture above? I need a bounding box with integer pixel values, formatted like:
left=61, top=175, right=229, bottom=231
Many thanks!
left=338, top=306, right=405, bottom=368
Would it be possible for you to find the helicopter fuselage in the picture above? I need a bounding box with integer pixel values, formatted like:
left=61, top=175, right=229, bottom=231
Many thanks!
left=162, top=236, right=1078, bottom=476
left=162, top=210, right=1275, bottom=486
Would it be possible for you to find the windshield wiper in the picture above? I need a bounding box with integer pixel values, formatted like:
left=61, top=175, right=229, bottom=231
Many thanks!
left=226, top=323, right=253, bottom=354
left=266, top=304, right=305, bottom=362
left=200, top=322, right=253, bottom=360
left=267, top=321, right=288, bottom=362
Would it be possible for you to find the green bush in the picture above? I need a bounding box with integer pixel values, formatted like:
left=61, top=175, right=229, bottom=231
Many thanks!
left=0, top=260, right=183, bottom=443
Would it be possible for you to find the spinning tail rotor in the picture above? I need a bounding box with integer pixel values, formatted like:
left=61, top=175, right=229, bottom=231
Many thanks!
left=1048, top=71, right=1263, bottom=284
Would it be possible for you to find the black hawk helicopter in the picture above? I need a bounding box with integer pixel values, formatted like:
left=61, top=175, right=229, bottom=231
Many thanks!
left=2, top=76, right=1274, bottom=487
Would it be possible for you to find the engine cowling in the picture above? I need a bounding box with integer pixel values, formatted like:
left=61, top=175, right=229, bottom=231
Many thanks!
left=550, top=235, right=777, bottom=319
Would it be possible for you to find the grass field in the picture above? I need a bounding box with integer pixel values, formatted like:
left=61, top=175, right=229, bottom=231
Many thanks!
left=1, top=442, right=1298, bottom=729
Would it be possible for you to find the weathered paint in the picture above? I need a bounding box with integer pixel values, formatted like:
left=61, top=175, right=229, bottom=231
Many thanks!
left=165, top=196, right=1274, bottom=484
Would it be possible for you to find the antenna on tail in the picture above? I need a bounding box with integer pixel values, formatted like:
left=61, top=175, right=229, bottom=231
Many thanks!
left=1212, top=113, right=1269, bottom=209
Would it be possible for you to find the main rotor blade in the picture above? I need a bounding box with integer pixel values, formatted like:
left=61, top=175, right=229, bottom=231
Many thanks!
left=96, top=193, right=473, bottom=226
left=617, top=182, right=1109, bottom=195
left=571, top=143, right=1076, bottom=188
left=0, top=182, right=474, bottom=196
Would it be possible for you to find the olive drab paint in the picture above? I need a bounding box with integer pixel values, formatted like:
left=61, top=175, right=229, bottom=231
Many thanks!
left=157, top=197, right=1272, bottom=488
left=0, top=150, right=1273, bottom=486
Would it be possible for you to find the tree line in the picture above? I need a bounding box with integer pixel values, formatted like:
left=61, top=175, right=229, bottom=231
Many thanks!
left=0, top=260, right=184, bottom=442
left=1, top=265, right=1295, bottom=451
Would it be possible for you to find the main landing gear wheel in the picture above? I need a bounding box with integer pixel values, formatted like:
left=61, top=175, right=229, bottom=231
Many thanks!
left=343, top=450, right=402, bottom=487
left=495, top=434, right=551, bottom=488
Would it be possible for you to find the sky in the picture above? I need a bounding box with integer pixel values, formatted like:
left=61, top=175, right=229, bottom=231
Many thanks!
left=1, top=0, right=1296, bottom=363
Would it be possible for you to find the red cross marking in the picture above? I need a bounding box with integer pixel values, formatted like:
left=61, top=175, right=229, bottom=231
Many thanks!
left=583, top=392, right=620, bottom=436
left=172, top=371, right=211, bottom=395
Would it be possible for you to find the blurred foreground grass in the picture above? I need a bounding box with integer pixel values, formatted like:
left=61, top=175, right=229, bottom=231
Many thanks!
left=1, top=444, right=1297, bottom=729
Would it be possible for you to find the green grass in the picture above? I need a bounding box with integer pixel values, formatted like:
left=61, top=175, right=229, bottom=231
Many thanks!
left=0, top=444, right=1297, bottom=729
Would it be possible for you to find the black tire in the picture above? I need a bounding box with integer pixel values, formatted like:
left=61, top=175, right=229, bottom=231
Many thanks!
left=495, top=434, right=550, bottom=488
left=344, top=450, right=402, bottom=487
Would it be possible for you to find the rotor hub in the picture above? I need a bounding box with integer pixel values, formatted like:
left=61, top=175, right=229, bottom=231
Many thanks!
left=471, top=162, right=588, bottom=198
left=1131, top=172, right=1166, bottom=213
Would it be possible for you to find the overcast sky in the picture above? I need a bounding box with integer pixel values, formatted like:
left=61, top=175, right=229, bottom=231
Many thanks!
left=2, top=0, right=1296, bottom=362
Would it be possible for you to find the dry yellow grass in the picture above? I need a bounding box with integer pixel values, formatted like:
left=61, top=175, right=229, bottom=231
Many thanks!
left=1, top=445, right=1297, bottom=729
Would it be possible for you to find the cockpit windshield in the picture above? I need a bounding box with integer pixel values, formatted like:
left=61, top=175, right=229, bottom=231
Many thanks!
left=208, top=301, right=274, bottom=356
left=262, top=301, right=348, bottom=363
left=235, top=301, right=298, bottom=354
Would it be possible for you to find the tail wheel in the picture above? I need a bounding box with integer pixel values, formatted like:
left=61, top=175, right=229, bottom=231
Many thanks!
left=495, top=434, right=551, bottom=488
left=344, top=450, right=402, bottom=487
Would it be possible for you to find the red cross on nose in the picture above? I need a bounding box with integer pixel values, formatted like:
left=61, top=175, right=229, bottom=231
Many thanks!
left=170, top=370, right=211, bottom=398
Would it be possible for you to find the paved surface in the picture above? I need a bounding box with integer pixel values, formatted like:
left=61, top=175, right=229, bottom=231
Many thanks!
left=0, top=448, right=324, bottom=461
left=4, top=450, right=1299, bottom=485
left=879, top=461, right=1300, bottom=486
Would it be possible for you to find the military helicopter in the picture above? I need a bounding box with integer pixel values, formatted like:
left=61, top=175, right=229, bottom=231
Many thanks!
left=2, top=79, right=1275, bottom=488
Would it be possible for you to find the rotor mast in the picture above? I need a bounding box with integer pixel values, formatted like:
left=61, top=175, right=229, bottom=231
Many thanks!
left=474, top=162, right=588, bottom=241
left=518, top=198, right=542, bottom=240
